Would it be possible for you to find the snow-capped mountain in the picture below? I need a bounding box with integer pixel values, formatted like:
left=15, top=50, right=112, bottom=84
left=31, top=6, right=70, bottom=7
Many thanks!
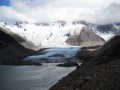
left=72, top=20, right=120, bottom=33
left=0, top=21, right=118, bottom=49
left=89, top=23, right=120, bottom=40
left=0, top=21, right=84, bottom=48
left=72, top=20, right=120, bottom=40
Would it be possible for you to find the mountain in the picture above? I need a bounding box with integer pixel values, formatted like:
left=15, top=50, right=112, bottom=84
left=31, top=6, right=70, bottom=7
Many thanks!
left=49, top=31, right=120, bottom=90
left=0, top=22, right=85, bottom=48
left=72, top=20, right=120, bottom=34
left=0, top=26, right=35, bottom=65
left=0, top=21, right=115, bottom=48
left=66, top=26, right=105, bottom=46
left=73, top=21, right=120, bottom=41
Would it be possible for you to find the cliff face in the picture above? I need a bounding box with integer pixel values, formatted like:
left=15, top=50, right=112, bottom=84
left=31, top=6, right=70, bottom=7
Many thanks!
left=66, top=26, right=105, bottom=46
left=0, top=27, right=34, bottom=65
left=50, top=34, right=120, bottom=90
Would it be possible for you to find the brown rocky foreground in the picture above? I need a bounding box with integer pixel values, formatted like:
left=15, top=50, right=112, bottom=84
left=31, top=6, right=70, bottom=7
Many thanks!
left=49, top=33, right=120, bottom=90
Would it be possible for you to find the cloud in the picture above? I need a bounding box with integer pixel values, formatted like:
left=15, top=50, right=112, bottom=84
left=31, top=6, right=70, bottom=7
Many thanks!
left=94, top=2, right=120, bottom=24
left=0, top=6, right=36, bottom=23
left=0, top=0, right=120, bottom=24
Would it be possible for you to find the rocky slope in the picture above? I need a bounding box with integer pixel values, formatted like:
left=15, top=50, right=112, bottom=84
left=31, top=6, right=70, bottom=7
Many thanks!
left=49, top=33, right=120, bottom=90
left=66, top=26, right=105, bottom=46
left=0, top=27, right=36, bottom=65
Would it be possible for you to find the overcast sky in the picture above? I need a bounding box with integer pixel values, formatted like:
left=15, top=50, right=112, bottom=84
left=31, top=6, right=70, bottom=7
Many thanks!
left=0, top=0, right=120, bottom=24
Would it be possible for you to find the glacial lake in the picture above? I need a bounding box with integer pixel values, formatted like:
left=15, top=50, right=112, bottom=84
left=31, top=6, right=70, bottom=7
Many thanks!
left=0, top=63, right=75, bottom=90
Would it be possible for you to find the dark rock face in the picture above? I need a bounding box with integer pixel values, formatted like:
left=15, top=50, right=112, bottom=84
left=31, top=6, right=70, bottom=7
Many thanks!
left=34, top=22, right=49, bottom=26
left=93, top=34, right=120, bottom=65
left=66, top=26, right=105, bottom=46
left=72, top=20, right=120, bottom=34
left=72, top=20, right=88, bottom=26
left=55, top=21, right=66, bottom=27
left=49, top=34, right=120, bottom=90
left=96, top=24, right=119, bottom=34
left=76, top=45, right=102, bottom=61
left=66, top=34, right=80, bottom=46
left=56, top=62, right=79, bottom=67
left=0, top=27, right=34, bottom=65
left=63, top=32, right=71, bottom=37
left=87, top=22, right=120, bottom=34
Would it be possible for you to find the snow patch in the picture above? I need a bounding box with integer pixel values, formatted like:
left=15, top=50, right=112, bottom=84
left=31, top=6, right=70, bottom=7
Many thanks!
left=96, top=32, right=115, bottom=41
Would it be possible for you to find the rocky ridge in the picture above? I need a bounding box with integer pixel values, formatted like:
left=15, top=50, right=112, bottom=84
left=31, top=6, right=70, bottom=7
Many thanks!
left=66, top=26, right=105, bottom=46
left=49, top=33, right=120, bottom=90
left=0, top=26, right=38, bottom=65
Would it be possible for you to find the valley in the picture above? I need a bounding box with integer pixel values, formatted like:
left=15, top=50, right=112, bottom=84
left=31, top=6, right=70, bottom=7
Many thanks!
left=1, top=0, right=120, bottom=90
left=0, top=20, right=119, bottom=90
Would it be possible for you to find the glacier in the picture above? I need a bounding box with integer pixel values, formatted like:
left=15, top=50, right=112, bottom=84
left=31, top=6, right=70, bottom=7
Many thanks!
left=0, top=21, right=115, bottom=62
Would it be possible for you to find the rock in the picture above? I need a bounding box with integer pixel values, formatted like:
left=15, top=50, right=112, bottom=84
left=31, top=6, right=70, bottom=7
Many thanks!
left=49, top=33, right=120, bottom=90
left=66, top=26, right=105, bottom=46
left=66, top=34, right=80, bottom=46
left=0, top=26, right=35, bottom=65
left=56, top=62, right=79, bottom=67
left=84, top=77, right=93, bottom=81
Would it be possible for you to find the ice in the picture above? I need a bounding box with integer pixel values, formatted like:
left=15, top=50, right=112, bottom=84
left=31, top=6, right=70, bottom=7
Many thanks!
left=24, top=46, right=81, bottom=62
